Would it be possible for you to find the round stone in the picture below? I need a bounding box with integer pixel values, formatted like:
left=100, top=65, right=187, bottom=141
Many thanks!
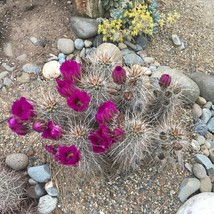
left=196, top=96, right=207, bottom=106
left=6, top=153, right=29, bottom=171
left=57, top=38, right=74, bottom=54
left=42, top=61, right=61, bottom=79
left=38, top=195, right=58, bottom=214
left=84, top=40, right=92, bottom=48
left=192, top=163, right=207, bottom=179
left=74, top=38, right=84, bottom=50
left=192, top=103, right=202, bottom=118
left=200, top=175, right=212, bottom=192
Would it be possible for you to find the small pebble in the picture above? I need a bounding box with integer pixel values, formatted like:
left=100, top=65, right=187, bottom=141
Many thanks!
left=38, top=195, right=58, bottom=214
left=196, top=135, right=206, bottom=145
left=3, top=77, right=12, bottom=86
left=57, top=38, right=74, bottom=54
left=149, top=64, right=156, bottom=72
left=0, top=71, right=9, bottom=80
left=191, top=139, right=200, bottom=151
left=200, top=176, right=212, bottom=192
left=195, top=154, right=214, bottom=170
left=196, top=96, right=207, bottom=106
left=2, top=63, right=15, bottom=72
left=66, top=54, right=74, bottom=60
left=118, top=43, right=127, bottom=50
left=28, top=178, right=38, bottom=185
left=193, top=103, right=202, bottom=118
left=204, top=141, right=211, bottom=149
left=207, top=118, right=214, bottom=133
left=144, top=57, right=154, bottom=64
left=30, top=37, right=38, bottom=44
left=23, top=63, right=41, bottom=74
left=58, top=58, right=65, bottom=64
left=6, top=153, right=29, bottom=171
left=16, top=54, right=27, bottom=62
left=74, top=38, right=84, bottom=50
left=204, top=101, right=213, bottom=109
left=201, top=108, right=212, bottom=124
left=178, top=42, right=186, bottom=51
left=193, top=163, right=207, bottom=179
left=84, top=40, right=92, bottom=48
left=3, top=42, right=13, bottom=57
left=172, top=34, right=182, bottom=46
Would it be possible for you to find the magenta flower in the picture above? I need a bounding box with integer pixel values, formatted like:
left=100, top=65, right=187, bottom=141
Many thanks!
left=95, top=101, right=118, bottom=124
left=11, top=97, right=35, bottom=121
left=54, top=145, right=80, bottom=166
left=67, top=89, right=90, bottom=112
left=41, top=121, right=63, bottom=140
left=44, top=144, right=59, bottom=155
left=56, top=78, right=75, bottom=98
left=60, top=60, right=81, bottom=83
left=88, top=124, right=113, bottom=153
left=8, top=117, right=28, bottom=135
left=112, top=66, right=126, bottom=85
left=159, top=74, right=171, bottom=88
left=32, top=119, right=46, bottom=132
left=113, top=127, right=125, bottom=142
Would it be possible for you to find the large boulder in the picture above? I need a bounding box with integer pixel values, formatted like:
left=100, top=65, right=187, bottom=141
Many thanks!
left=188, top=72, right=214, bottom=103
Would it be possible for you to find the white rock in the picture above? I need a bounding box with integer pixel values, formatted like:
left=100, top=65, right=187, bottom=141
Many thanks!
left=42, top=61, right=61, bottom=79
left=57, top=38, right=74, bottom=54
left=176, top=193, right=214, bottom=214
left=38, top=195, right=58, bottom=214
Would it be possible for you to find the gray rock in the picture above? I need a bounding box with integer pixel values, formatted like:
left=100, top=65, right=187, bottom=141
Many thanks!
left=209, top=150, right=214, bottom=163
left=200, top=176, right=212, bottom=192
left=57, top=38, right=74, bottom=54
left=27, top=184, right=46, bottom=199
left=23, top=63, right=41, bottom=74
left=3, top=77, right=12, bottom=86
left=172, top=34, right=182, bottom=46
left=191, top=140, right=201, bottom=151
left=178, top=178, right=201, bottom=202
left=208, top=168, right=214, bottom=182
left=144, top=57, right=154, bottom=64
left=74, top=38, right=84, bottom=50
left=3, top=42, right=13, bottom=57
left=149, top=64, right=157, bottom=72
left=46, top=187, right=59, bottom=197
left=84, top=40, right=92, bottom=48
left=196, top=96, right=207, bottom=106
left=201, top=108, right=212, bottom=124
left=176, top=193, right=214, bottom=214
left=28, top=165, right=51, bottom=183
left=0, top=71, right=9, bottom=80
left=192, top=163, right=207, bottom=179
left=93, top=34, right=104, bottom=47
left=195, top=119, right=208, bottom=136
left=193, top=103, right=202, bottom=118
left=6, top=153, right=29, bottom=171
left=58, top=58, right=65, bottom=64
left=28, top=178, right=38, bottom=185
left=189, top=72, right=214, bottom=103
left=123, top=53, right=144, bottom=66
left=2, top=63, right=15, bottom=72
left=136, top=35, right=148, bottom=49
left=195, top=154, right=214, bottom=170
left=39, top=39, right=47, bottom=48
left=38, top=195, right=58, bottom=214
left=58, top=53, right=65, bottom=59
left=124, top=41, right=137, bottom=50
left=196, top=134, right=206, bottom=146
left=30, top=37, right=38, bottom=44
left=16, top=54, right=27, bottom=62
left=204, top=101, right=213, bottom=109
left=17, top=72, right=30, bottom=83
left=211, top=110, right=214, bottom=117
left=152, top=66, right=200, bottom=103
left=207, top=117, right=214, bottom=133
left=178, top=42, right=186, bottom=51
left=70, top=16, right=98, bottom=39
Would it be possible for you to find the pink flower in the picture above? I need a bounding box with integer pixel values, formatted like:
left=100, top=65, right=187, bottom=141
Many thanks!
left=41, top=121, right=63, bottom=140
left=67, top=89, right=90, bottom=112
left=32, top=119, right=46, bottom=132
left=88, top=124, right=113, bottom=153
left=54, top=145, right=80, bottom=166
left=8, top=117, right=28, bottom=135
left=60, top=60, right=81, bottom=83
left=159, top=74, right=171, bottom=88
left=95, top=101, right=118, bottom=124
left=44, top=144, right=59, bottom=155
left=11, top=97, right=35, bottom=121
left=113, top=127, right=125, bottom=142
left=56, top=78, right=75, bottom=98
left=112, top=66, right=126, bottom=85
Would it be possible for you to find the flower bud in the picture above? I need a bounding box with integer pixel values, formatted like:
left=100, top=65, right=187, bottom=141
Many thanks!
left=123, top=91, right=134, bottom=101
left=112, top=66, right=126, bottom=85
left=159, top=74, right=171, bottom=88
left=33, top=119, right=46, bottom=132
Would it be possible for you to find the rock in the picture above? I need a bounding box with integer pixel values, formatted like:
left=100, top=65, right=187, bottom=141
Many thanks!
left=28, top=178, right=38, bottom=185
left=136, top=35, right=148, bottom=49
left=193, top=103, right=202, bottom=117
left=209, top=150, right=214, bottom=163
left=204, top=141, right=211, bottom=149
left=201, top=146, right=210, bottom=156
left=0, top=71, right=9, bottom=80
left=195, top=154, right=214, bottom=170
left=152, top=66, right=200, bottom=103
left=200, top=176, right=212, bottom=192
left=185, top=163, right=193, bottom=172
left=42, top=61, right=61, bottom=79
left=17, top=72, right=30, bottom=83
left=45, top=182, right=59, bottom=197
left=39, top=39, right=47, bottom=48
left=66, top=54, right=74, bottom=61
left=123, top=53, right=144, bottom=66
left=27, top=184, right=46, bottom=199
left=208, top=168, right=214, bottom=182
left=134, top=44, right=143, bottom=52
left=176, top=192, right=214, bottom=214
left=194, top=119, right=208, bottom=136
left=207, top=118, right=214, bottom=133
left=191, top=139, right=200, bottom=151
left=3, top=42, right=13, bottom=57
left=74, top=38, right=84, bottom=50
left=30, top=37, right=38, bottom=44
left=124, top=41, right=137, bottom=50
left=178, top=178, right=201, bottom=202
left=2, top=63, right=15, bottom=72
left=80, top=48, right=86, bottom=58
left=204, top=101, right=213, bottom=109
left=149, top=64, right=156, bottom=72
left=58, top=53, right=65, bottom=60
left=189, top=72, right=214, bottom=103
left=3, top=77, right=12, bottom=86
left=70, top=16, right=98, bottom=39
left=172, top=34, right=182, bottom=46
left=144, top=57, right=154, bottom=64
left=201, top=108, right=212, bottom=124
left=16, top=54, right=27, bottom=62
left=205, top=131, right=214, bottom=140
left=27, top=165, right=51, bottom=183
left=5, top=153, right=29, bottom=171
left=58, top=58, right=65, bottom=64
left=118, top=43, right=127, bottom=50
left=38, top=195, right=58, bottom=214
left=57, top=38, right=74, bottom=54
left=84, top=40, right=92, bottom=48
left=178, top=42, right=186, bottom=51
left=93, top=34, right=104, bottom=48
left=192, top=163, right=207, bottom=179
left=23, top=63, right=41, bottom=74
left=196, top=96, right=207, bottom=106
